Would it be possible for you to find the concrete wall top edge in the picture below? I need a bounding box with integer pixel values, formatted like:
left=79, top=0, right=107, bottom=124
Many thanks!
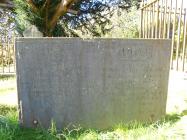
left=15, top=37, right=171, bottom=41
left=15, top=38, right=171, bottom=46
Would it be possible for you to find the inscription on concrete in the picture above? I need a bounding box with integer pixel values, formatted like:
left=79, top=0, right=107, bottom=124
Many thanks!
left=16, top=38, right=171, bottom=129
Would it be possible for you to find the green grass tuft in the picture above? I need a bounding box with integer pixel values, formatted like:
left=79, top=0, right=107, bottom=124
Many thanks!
left=0, top=105, right=186, bottom=140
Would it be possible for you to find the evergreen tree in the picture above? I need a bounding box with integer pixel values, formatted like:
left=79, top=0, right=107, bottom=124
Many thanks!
left=1, top=0, right=140, bottom=37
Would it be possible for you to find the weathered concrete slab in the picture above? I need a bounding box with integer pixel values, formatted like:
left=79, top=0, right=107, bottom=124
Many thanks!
left=16, top=38, right=171, bottom=129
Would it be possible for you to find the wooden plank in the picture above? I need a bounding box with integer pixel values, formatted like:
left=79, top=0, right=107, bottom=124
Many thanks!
left=161, top=0, right=165, bottom=38
left=8, top=38, right=10, bottom=73
left=167, top=0, right=172, bottom=38
left=182, top=8, right=187, bottom=71
left=159, top=0, right=164, bottom=38
left=146, top=7, right=148, bottom=38
left=163, top=0, right=168, bottom=38
left=141, top=0, right=145, bottom=38
left=5, top=36, right=8, bottom=72
left=142, top=9, right=145, bottom=38
left=0, top=42, right=4, bottom=73
left=171, top=0, right=177, bottom=69
left=2, top=33, right=5, bottom=73
left=142, top=0, right=146, bottom=38
left=13, top=34, right=16, bottom=72
left=149, top=4, right=152, bottom=38
left=176, top=0, right=183, bottom=70
left=146, top=0, right=149, bottom=38
left=155, top=0, right=159, bottom=38
left=140, top=9, right=143, bottom=38
left=151, top=3, right=155, bottom=38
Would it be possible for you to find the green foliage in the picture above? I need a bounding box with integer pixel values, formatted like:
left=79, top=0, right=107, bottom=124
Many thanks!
left=12, top=0, right=141, bottom=37
left=13, top=0, right=35, bottom=36
left=0, top=105, right=17, bottom=116
left=0, top=9, right=15, bottom=37
left=75, top=6, right=140, bottom=38
left=105, top=6, right=140, bottom=38
left=13, top=0, right=108, bottom=37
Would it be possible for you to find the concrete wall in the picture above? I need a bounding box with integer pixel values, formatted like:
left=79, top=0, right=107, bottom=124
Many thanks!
left=16, top=38, right=171, bottom=129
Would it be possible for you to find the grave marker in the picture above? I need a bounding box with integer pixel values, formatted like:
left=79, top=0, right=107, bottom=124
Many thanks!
left=16, top=38, right=171, bottom=129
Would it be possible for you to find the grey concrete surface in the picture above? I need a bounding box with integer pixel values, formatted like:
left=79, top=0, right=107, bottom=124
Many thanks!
left=16, top=38, right=171, bottom=129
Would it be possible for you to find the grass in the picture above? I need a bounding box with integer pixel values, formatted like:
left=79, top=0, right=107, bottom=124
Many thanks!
left=0, top=105, right=186, bottom=140
left=0, top=75, right=16, bottom=95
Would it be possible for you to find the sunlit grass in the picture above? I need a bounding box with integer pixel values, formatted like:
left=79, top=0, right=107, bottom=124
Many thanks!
left=0, top=105, right=186, bottom=140
left=0, top=76, right=16, bottom=95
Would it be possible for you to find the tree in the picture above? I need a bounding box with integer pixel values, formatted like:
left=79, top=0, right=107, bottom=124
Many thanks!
left=105, top=6, right=140, bottom=38
left=14, top=0, right=113, bottom=37
left=1, top=0, right=141, bottom=37
left=0, top=6, right=15, bottom=66
left=0, top=4, right=15, bottom=40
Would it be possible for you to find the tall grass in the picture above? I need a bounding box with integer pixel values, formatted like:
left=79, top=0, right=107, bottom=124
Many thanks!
left=0, top=105, right=186, bottom=140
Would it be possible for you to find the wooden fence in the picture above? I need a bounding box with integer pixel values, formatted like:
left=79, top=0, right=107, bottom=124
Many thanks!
left=140, top=0, right=187, bottom=71
left=0, top=35, right=16, bottom=75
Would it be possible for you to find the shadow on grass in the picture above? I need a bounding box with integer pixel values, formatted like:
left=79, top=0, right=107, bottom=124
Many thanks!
left=0, top=105, right=17, bottom=116
left=0, top=75, right=15, bottom=80
left=162, top=114, right=182, bottom=123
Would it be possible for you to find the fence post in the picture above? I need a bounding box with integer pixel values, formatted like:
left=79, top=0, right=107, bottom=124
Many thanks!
left=176, top=0, right=183, bottom=70
left=182, top=8, right=187, bottom=71
left=155, top=0, right=159, bottom=38
left=140, top=0, right=144, bottom=38
left=167, top=0, right=172, bottom=39
left=159, top=0, right=163, bottom=38
left=171, top=0, right=177, bottom=69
